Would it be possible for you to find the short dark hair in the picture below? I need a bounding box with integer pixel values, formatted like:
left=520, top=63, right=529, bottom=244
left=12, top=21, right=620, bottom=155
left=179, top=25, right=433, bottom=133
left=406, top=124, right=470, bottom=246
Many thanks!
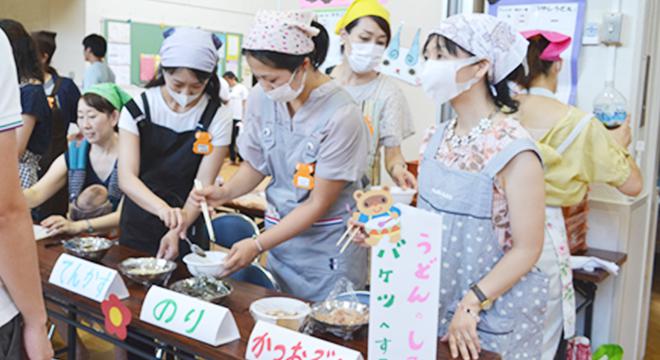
left=146, top=66, right=220, bottom=103
left=508, top=35, right=554, bottom=90
left=0, top=19, right=44, bottom=83
left=82, top=34, right=107, bottom=58
left=243, top=21, right=329, bottom=72
left=223, top=71, right=238, bottom=81
left=32, top=31, right=57, bottom=66
left=341, top=15, right=392, bottom=53
left=423, top=34, right=519, bottom=114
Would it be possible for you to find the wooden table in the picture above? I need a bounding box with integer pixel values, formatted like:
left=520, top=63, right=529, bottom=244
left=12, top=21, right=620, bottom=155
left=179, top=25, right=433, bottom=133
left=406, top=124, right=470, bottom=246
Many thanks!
left=38, top=240, right=500, bottom=359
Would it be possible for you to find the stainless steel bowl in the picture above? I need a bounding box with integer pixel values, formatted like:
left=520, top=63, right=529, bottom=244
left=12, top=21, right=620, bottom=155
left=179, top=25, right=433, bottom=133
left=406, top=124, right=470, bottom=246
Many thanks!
left=309, top=300, right=369, bottom=339
left=118, top=257, right=177, bottom=286
left=62, top=236, right=114, bottom=262
left=169, top=277, right=233, bottom=304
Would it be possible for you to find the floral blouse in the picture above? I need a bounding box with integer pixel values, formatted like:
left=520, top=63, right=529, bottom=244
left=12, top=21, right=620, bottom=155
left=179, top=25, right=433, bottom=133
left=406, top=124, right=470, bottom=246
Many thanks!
left=419, top=117, right=534, bottom=251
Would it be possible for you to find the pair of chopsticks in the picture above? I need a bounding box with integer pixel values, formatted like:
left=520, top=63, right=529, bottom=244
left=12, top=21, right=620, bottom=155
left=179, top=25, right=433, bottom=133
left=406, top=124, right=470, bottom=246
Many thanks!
left=194, top=179, right=216, bottom=244
left=336, top=225, right=360, bottom=254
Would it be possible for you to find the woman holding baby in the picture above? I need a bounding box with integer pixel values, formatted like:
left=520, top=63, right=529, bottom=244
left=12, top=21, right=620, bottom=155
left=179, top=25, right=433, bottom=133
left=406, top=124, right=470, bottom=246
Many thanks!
left=23, top=83, right=129, bottom=236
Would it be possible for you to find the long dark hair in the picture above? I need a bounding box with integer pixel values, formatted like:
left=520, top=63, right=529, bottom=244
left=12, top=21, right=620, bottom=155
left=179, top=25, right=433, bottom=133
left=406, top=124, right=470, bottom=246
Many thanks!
left=32, top=30, right=58, bottom=75
left=0, top=19, right=44, bottom=83
left=423, top=34, right=519, bottom=113
left=242, top=21, right=329, bottom=72
left=146, top=66, right=220, bottom=103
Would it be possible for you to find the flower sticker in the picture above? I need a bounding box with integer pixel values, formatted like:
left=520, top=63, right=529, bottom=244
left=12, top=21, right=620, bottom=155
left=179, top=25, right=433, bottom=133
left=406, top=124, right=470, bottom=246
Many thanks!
left=101, top=294, right=132, bottom=340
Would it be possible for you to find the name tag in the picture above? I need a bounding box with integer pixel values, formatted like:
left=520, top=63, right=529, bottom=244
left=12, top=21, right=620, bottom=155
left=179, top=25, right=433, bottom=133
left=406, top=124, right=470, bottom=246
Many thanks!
left=246, top=321, right=363, bottom=360
left=140, top=286, right=239, bottom=346
left=49, top=253, right=128, bottom=302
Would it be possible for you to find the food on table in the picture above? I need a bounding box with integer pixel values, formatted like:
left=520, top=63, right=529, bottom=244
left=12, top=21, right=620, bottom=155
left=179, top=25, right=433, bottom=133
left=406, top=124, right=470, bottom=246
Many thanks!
left=169, top=277, right=232, bottom=303
left=313, top=307, right=369, bottom=326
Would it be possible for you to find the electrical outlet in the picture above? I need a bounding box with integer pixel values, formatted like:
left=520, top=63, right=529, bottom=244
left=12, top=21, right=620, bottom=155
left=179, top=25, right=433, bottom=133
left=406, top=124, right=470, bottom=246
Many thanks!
left=600, top=12, right=623, bottom=45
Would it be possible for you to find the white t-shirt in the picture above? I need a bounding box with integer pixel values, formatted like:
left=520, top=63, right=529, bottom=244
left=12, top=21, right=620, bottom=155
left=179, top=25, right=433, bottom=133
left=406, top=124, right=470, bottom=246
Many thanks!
left=118, top=87, right=233, bottom=147
left=219, top=77, right=231, bottom=103
left=0, top=29, right=22, bottom=327
left=228, top=83, right=249, bottom=120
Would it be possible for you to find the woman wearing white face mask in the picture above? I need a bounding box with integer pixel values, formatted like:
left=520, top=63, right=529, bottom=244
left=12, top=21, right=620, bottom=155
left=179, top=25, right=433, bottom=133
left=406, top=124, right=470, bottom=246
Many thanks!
left=191, top=11, right=369, bottom=301
left=418, top=14, right=549, bottom=360
left=329, top=0, right=416, bottom=188
left=117, top=27, right=232, bottom=259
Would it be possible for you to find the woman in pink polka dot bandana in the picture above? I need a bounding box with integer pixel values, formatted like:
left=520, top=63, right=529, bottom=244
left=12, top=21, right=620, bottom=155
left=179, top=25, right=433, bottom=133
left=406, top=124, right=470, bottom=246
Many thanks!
left=191, top=10, right=371, bottom=301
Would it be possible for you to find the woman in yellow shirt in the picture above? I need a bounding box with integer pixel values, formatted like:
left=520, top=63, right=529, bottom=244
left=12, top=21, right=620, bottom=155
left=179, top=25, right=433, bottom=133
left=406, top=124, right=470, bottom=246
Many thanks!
left=508, top=30, right=643, bottom=358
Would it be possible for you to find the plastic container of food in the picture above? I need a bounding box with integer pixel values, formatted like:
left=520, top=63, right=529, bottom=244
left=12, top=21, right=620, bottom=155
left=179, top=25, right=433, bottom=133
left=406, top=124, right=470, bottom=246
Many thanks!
left=169, top=277, right=233, bottom=304
left=183, top=251, right=226, bottom=278
left=250, top=297, right=311, bottom=331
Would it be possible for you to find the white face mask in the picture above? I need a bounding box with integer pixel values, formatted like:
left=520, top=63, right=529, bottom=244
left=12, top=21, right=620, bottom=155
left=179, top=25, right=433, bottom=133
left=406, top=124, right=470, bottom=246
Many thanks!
left=347, top=42, right=386, bottom=74
left=165, top=84, right=202, bottom=108
left=265, top=68, right=307, bottom=103
left=421, top=56, right=482, bottom=104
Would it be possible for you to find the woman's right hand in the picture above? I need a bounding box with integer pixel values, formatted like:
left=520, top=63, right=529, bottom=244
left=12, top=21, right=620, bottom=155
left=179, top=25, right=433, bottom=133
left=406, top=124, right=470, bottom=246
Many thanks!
left=609, top=115, right=632, bottom=148
left=348, top=220, right=370, bottom=247
left=157, top=206, right=186, bottom=230
left=189, top=185, right=229, bottom=208
left=157, top=229, right=180, bottom=260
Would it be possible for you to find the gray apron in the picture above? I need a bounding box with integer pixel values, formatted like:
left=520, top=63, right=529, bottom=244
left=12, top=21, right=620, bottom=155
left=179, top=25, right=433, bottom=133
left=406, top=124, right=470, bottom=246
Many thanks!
left=417, top=123, right=549, bottom=359
left=259, top=88, right=368, bottom=302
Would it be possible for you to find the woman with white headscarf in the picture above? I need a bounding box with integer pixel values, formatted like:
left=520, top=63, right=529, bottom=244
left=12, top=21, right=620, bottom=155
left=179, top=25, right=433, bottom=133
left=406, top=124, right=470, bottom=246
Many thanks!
left=417, top=14, right=549, bottom=360
left=118, top=27, right=232, bottom=258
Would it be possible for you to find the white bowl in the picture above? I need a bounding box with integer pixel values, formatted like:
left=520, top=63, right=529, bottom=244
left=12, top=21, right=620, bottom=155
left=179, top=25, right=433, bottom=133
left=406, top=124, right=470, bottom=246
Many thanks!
left=183, top=251, right=226, bottom=278
left=389, top=186, right=416, bottom=205
left=250, top=297, right=311, bottom=331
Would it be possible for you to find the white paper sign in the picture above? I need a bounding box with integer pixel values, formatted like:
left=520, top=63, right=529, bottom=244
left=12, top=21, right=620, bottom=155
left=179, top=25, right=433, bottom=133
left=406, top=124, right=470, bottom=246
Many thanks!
left=140, top=286, right=239, bottom=347
left=109, top=64, right=131, bottom=85
left=246, top=321, right=363, bottom=360
left=49, top=253, right=129, bottom=302
left=368, top=204, right=442, bottom=359
left=33, top=225, right=51, bottom=241
left=107, top=43, right=131, bottom=66
left=107, top=22, right=130, bottom=44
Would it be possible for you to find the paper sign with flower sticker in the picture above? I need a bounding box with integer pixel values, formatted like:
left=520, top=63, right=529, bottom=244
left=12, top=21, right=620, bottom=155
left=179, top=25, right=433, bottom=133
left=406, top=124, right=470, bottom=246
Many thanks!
left=101, top=294, right=132, bottom=340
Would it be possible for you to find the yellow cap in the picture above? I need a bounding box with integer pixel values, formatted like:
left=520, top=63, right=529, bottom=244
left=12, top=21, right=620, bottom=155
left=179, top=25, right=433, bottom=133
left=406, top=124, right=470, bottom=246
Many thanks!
left=335, top=0, right=391, bottom=35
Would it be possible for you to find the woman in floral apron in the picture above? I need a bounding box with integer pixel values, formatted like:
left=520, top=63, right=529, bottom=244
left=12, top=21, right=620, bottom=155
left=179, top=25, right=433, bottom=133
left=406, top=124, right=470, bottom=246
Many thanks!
left=416, top=14, right=550, bottom=360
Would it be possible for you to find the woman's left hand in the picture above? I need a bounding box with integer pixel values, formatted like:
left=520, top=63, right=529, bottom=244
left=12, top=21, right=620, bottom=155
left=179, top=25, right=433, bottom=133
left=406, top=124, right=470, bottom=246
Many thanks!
left=441, top=305, right=481, bottom=360
left=40, top=216, right=84, bottom=236
left=220, top=237, right=261, bottom=277
left=391, top=165, right=418, bottom=190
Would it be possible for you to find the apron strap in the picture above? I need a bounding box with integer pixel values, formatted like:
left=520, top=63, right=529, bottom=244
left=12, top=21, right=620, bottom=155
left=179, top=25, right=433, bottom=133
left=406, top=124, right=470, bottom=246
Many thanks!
left=124, top=94, right=148, bottom=126
left=422, top=122, right=449, bottom=162
left=67, top=139, right=90, bottom=203
left=555, top=113, right=593, bottom=155
left=195, top=97, right=220, bottom=131
left=481, top=137, right=541, bottom=179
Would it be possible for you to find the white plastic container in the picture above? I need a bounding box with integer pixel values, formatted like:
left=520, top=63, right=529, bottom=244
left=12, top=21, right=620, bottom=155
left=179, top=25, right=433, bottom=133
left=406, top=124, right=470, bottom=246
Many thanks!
left=250, top=297, right=311, bottom=331
left=183, top=251, right=226, bottom=278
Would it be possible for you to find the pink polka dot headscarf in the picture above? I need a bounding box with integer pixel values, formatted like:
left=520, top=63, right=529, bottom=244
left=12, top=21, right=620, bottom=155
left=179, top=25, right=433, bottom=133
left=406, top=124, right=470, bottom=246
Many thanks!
left=243, top=10, right=320, bottom=55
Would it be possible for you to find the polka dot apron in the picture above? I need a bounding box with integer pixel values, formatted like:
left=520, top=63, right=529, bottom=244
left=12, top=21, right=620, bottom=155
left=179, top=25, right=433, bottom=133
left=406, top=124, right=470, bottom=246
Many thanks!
left=417, top=123, right=549, bottom=359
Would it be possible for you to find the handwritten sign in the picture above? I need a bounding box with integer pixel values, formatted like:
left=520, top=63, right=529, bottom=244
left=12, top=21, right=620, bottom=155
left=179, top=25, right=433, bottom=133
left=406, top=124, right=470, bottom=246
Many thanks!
left=368, top=204, right=442, bottom=359
left=247, top=321, right=363, bottom=360
left=489, top=0, right=586, bottom=104
left=140, top=286, right=239, bottom=346
left=49, top=253, right=129, bottom=302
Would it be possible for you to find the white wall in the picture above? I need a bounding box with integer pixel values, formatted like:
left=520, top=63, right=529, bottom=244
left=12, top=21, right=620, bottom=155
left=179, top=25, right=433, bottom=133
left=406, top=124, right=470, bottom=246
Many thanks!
left=1, top=0, right=85, bottom=83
